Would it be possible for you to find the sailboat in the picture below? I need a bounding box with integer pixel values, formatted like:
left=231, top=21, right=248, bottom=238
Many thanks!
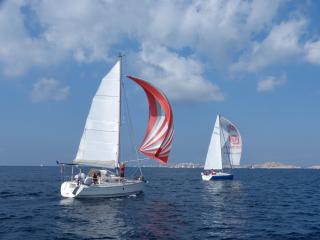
left=59, top=56, right=174, bottom=198
left=201, top=114, right=242, bottom=181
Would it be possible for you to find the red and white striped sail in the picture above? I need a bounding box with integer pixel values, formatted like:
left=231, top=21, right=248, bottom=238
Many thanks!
left=127, top=76, right=173, bottom=164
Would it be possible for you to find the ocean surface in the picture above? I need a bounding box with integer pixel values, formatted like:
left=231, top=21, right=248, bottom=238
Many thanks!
left=1, top=167, right=320, bottom=240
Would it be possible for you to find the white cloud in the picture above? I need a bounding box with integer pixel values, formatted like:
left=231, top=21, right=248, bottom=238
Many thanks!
left=0, top=0, right=61, bottom=76
left=304, top=40, right=320, bottom=64
left=1, top=0, right=320, bottom=100
left=31, top=78, right=70, bottom=102
left=257, top=74, right=287, bottom=92
left=142, top=0, right=282, bottom=66
left=232, top=19, right=306, bottom=72
left=137, top=43, right=224, bottom=101
left=33, top=0, right=148, bottom=62
left=0, top=0, right=284, bottom=75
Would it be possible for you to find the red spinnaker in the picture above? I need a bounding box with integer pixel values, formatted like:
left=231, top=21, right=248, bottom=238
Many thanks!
left=127, top=76, right=174, bottom=163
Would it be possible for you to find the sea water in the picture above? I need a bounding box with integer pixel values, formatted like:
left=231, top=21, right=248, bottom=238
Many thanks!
left=0, top=167, right=320, bottom=239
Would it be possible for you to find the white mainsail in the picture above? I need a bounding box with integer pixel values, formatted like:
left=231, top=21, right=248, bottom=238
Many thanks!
left=74, top=61, right=121, bottom=168
left=219, top=116, right=242, bottom=166
left=204, top=115, right=223, bottom=170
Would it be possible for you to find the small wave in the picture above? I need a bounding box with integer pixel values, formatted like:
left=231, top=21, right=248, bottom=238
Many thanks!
left=26, top=192, right=42, bottom=197
left=0, top=191, right=43, bottom=199
left=0, top=191, right=12, bottom=195
left=197, top=226, right=213, bottom=231
left=0, top=216, right=14, bottom=220
left=0, top=190, right=18, bottom=198
left=20, top=215, right=33, bottom=220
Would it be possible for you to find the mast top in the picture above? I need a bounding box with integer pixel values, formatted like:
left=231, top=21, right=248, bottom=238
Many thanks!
left=118, top=53, right=125, bottom=60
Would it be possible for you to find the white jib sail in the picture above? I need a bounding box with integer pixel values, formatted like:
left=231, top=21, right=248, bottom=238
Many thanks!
left=204, top=115, right=223, bottom=170
left=219, top=116, right=242, bottom=166
left=74, top=61, right=120, bottom=168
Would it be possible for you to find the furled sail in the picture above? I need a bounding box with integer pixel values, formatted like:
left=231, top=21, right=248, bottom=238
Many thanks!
left=219, top=116, right=242, bottom=166
left=204, top=115, right=223, bottom=170
left=74, top=61, right=121, bottom=168
left=127, top=76, right=173, bottom=163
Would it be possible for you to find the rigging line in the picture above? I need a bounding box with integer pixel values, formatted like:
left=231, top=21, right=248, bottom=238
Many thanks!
left=124, top=158, right=149, bottom=163
left=124, top=165, right=137, bottom=175
left=59, top=164, right=63, bottom=182
left=128, top=167, right=140, bottom=178
left=121, top=62, right=143, bottom=177
left=118, top=55, right=122, bottom=167
left=122, top=78, right=139, bottom=159
left=95, top=94, right=119, bottom=97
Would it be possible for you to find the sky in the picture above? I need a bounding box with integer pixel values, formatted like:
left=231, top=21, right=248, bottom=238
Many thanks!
left=1, top=0, right=320, bottom=166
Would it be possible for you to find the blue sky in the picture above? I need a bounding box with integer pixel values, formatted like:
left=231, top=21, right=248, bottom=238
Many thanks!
left=1, top=0, right=320, bottom=166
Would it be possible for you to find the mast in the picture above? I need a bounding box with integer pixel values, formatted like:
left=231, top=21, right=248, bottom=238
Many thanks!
left=117, top=54, right=123, bottom=167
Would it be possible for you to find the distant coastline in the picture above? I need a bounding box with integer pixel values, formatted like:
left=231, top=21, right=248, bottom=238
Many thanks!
left=1, top=162, right=319, bottom=169
left=140, top=161, right=320, bottom=169
left=248, top=162, right=300, bottom=169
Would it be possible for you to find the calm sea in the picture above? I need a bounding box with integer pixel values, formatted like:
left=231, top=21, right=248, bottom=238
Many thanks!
left=0, top=167, right=320, bottom=239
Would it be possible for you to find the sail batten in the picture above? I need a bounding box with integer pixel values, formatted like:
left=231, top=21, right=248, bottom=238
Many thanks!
left=127, top=76, right=173, bottom=164
left=73, top=61, right=121, bottom=168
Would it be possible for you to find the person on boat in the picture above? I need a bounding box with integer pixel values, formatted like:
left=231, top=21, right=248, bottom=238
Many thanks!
left=75, top=172, right=86, bottom=185
left=211, top=169, right=216, bottom=175
left=93, top=171, right=98, bottom=184
left=97, top=171, right=101, bottom=184
left=119, top=163, right=125, bottom=178
left=80, top=172, right=86, bottom=184
left=74, top=174, right=80, bottom=185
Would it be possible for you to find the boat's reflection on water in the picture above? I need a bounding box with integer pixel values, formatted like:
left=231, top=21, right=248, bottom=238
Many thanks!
left=138, top=200, right=184, bottom=239
left=200, top=180, right=247, bottom=238
left=58, top=193, right=182, bottom=239
left=57, top=195, right=141, bottom=239
left=55, top=176, right=248, bottom=239
left=202, top=179, right=243, bottom=194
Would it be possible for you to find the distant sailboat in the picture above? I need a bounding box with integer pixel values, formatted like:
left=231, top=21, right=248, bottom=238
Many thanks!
left=59, top=56, right=174, bottom=198
left=201, top=114, right=242, bottom=181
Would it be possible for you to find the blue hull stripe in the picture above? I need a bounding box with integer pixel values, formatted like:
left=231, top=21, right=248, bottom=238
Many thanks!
left=210, top=175, right=234, bottom=180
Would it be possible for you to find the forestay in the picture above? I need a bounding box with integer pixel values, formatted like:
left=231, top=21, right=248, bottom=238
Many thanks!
left=219, top=116, right=242, bottom=166
left=74, top=61, right=121, bottom=168
left=127, top=76, right=174, bottom=164
left=204, top=115, right=223, bottom=170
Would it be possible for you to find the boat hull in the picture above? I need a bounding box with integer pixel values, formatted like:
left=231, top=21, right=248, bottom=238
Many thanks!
left=61, top=179, right=144, bottom=198
left=201, top=172, right=233, bottom=181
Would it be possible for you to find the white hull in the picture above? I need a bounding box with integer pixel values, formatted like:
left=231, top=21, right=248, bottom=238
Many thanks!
left=201, top=173, right=213, bottom=181
left=61, top=179, right=144, bottom=198
left=201, top=172, right=233, bottom=181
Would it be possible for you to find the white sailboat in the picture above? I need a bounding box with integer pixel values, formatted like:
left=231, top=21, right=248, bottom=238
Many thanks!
left=59, top=56, right=174, bottom=198
left=201, top=114, right=242, bottom=181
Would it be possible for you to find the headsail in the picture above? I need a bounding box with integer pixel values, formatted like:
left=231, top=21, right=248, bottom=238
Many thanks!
left=219, top=116, right=242, bottom=166
left=204, top=115, right=223, bottom=170
left=74, top=61, right=121, bottom=168
left=127, top=76, right=173, bottom=164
